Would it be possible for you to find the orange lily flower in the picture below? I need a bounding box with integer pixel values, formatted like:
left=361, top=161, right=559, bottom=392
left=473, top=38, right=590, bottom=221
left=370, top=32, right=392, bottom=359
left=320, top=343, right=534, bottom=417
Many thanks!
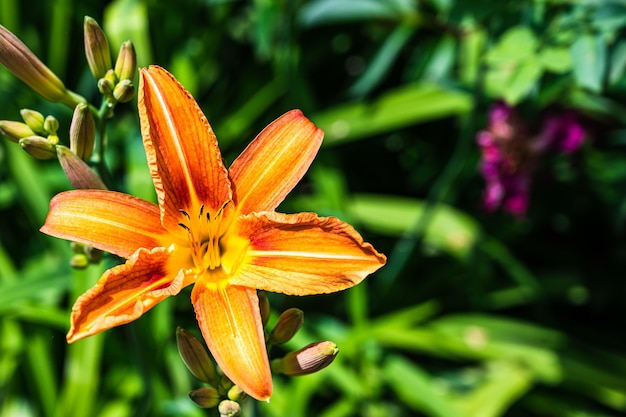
left=41, top=66, right=386, bottom=400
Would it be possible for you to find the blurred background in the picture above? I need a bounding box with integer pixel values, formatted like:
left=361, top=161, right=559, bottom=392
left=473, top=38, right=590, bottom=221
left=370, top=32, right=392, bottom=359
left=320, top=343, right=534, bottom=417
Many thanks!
left=1, top=0, right=626, bottom=416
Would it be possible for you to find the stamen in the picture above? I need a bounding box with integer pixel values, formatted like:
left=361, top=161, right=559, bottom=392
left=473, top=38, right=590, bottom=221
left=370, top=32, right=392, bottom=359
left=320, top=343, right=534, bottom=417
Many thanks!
left=179, top=209, right=190, bottom=220
left=178, top=223, right=190, bottom=232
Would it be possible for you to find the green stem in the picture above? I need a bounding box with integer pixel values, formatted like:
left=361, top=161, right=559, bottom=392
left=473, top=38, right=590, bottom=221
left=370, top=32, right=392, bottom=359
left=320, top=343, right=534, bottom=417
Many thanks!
left=90, top=99, right=115, bottom=188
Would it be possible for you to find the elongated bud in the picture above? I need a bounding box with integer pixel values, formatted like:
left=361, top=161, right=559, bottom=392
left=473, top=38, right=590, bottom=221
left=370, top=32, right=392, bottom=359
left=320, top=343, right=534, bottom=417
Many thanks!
left=113, top=79, right=135, bottom=103
left=258, top=291, right=270, bottom=328
left=83, top=17, right=111, bottom=80
left=56, top=145, right=107, bottom=189
left=44, top=115, right=58, bottom=135
left=271, top=341, right=338, bottom=376
left=114, top=41, right=136, bottom=81
left=189, top=386, right=220, bottom=408
left=218, top=400, right=241, bottom=417
left=19, top=136, right=56, bottom=159
left=269, top=308, right=303, bottom=345
left=0, top=25, right=85, bottom=108
left=0, top=121, right=35, bottom=142
left=69, top=103, right=95, bottom=161
left=176, top=327, right=217, bottom=384
left=20, top=109, right=45, bottom=134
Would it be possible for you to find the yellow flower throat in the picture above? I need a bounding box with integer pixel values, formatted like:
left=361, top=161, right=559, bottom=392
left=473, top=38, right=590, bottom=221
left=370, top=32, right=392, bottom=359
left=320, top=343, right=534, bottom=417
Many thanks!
left=177, top=200, right=232, bottom=273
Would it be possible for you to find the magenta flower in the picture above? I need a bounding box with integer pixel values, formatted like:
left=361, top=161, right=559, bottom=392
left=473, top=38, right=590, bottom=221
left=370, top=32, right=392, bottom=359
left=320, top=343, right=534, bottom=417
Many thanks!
left=476, top=102, right=585, bottom=217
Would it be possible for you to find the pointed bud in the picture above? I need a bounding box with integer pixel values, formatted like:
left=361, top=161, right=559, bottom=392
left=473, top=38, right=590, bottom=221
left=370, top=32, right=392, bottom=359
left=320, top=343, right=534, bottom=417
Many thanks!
left=176, top=327, right=217, bottom=384
left=227, top=385, right=245, bottom=402
left=113, top=79, right=135, bottom=103
left=189, top=386, right=221, bottom=408
left=269, top=308, right=303, bottom=345
left=258, top=291, right=270, bottom=328
left=0, top=120, right=35, bottom=142
left=83, top=17, right=112, bottom=80
left=271, top=341, right=339, bottom=376
left=0, top=25, right=85, bottom=108
left=114, top=41, right=136, bottom=82
left=44, top=115, right=58, bottom=135
left=56, top=145, right=107, bottom=190
left=20, top=109, right=45, bottom=134
left=69, top=103, right=95, bottom=161
left=218, top=400, right=241, bottom=417
left=19, top=136, right=56, bottom=160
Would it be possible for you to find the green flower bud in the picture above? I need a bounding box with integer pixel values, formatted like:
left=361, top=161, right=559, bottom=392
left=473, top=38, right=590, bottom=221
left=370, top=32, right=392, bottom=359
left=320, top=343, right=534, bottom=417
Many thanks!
left=271, top=341, right=338, bottom=376
left=20, top=109, right=45, bottom=134
left=69, top=103, right=95, bottom=161
left=0, top=120, right=35, bottom=142
left=258, top=291, right=271, bottom=328
left=97, top=77, right=115, bottom=97
left=176, top=327, right=217, bottom=384
left=113, top=79, right=135, bottom=103
left=218, top=400, right=241, bottom=417
left=70, top=253, right=89, bottom=269
left=227, top=385, right=245, bottom=402
left=189, top=386, right=220, bottom=409
left=19, top=135, right=56, bottom=160
left=269, top=308, right=303, bottom=345
left=114, top=41, right=136, bottom=82
left=56, top=145, right=107, bottom=190
left=0, top=25, right=86, bottom=108
left=44, top=115, right=59, bottom=135
left=83, top=17, right=112, bottom=80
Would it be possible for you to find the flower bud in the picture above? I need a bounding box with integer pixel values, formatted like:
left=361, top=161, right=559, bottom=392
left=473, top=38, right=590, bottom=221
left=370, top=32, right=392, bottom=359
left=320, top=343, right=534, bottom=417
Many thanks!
left=97, top=77, right=115, bottom=97
left=269, top=308, right=303, bottom=345
left=271, top=341, right=339, bottom=376
left=56, top=145, right=107, bottom=190
left=227, top=385, right=245, bottom=402
left=258, top=291, right=270, bottom=328
left=0, top=120, right=35, bottom=142
left=114, top=41, right=136, bottom=82
left=69, top=103, right=95, bottom=161
left=218, top=400, right=241, bottom=417
left=188, top=386, right=220, bottom=408
left=19, top=135, right=56, bottom=160
left=176, top=327, right=217, bottom=384
left=0, top=25, right=86, bottom=108
left=20, top=109, right=45, bottom=134
left=44, top=115, right=59, bottom=135
left=70, top=253, right=89, bottom=269
left=83, top=17, right=112, bottom=80
left=113, top=79, right=135, bottom=103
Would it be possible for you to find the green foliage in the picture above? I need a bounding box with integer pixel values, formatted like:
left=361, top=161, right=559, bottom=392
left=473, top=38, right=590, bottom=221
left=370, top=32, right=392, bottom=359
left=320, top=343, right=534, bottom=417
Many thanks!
left=2, top=0, right=626, bottom=416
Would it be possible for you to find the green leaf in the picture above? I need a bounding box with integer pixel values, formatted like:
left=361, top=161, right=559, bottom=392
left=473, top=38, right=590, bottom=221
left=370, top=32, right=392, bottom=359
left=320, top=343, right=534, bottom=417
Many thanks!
left=298, top=0, right=414, bottom=26
left=540, top=46, right=573, bottom=73
left=349, top=23, right=415, bottom=97
left=484, top=26, right=538, bottom=64
left=348, top=194, right=480, bottom=259
left=570, top=33, right=607, bottom=92
left=313, top=84, right=472, bottom=145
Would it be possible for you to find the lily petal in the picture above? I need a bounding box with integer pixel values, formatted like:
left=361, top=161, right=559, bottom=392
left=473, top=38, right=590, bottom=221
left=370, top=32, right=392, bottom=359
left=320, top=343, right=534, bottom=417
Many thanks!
left=40, top=190, right=166, bottom=258
left=67, top=247, right=189, bottom=342
left=230, top=212, right=386, bottom=295
left=229, top=110, right=323, bottom=214
left=138, top=66, right=231, bottom=231
left=191, top=281, right=272, bottom=401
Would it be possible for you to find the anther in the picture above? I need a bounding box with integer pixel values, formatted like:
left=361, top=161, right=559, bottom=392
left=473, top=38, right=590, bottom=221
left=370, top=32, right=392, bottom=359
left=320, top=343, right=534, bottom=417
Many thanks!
left=179, top=209, right=190, bottom=220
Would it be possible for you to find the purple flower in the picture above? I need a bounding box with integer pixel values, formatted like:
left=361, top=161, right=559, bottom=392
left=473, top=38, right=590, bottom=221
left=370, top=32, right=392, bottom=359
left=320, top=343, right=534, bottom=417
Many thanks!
left=476, top=102, right=585, bottom=217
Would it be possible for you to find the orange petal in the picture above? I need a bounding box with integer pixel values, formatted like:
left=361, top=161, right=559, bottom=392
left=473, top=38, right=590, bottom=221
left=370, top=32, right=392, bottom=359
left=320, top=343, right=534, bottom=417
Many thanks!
left=67, top=247, right=189, bottom=342
left=40, top=190, right=167, bottom=258
left=229, top=110, right=323, bottom=214
left=191, top=281, right=272, bottom=401
left=230, top=212, right=386, bottom=295
left=138, top=66, right=232, bottom=231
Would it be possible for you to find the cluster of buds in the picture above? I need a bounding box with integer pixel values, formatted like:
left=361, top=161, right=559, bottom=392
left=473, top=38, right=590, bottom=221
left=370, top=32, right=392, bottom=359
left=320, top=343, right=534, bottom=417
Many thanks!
left=476, top=101, right=586, bottom=217
left=69, top=242, right=103, bottom=269
left=0, top=106, right=106, bottom=191
left=177, top=293, right=339, bottom=415
left=84, top=17, right=136, bottom=107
